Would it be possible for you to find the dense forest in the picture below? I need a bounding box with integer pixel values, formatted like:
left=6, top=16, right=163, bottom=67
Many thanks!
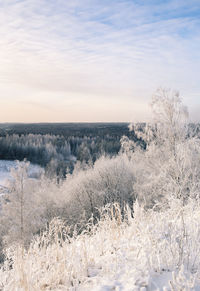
left=0, top=123, right=140, bottom=178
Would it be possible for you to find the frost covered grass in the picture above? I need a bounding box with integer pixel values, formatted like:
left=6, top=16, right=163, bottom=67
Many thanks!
left=1, top=200, right=200, bottom=290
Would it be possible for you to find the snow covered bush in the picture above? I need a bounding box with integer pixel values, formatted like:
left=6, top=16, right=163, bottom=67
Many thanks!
left=55, top=154, right=135, bottom=226
left=0, top=154, right=135, bottom=252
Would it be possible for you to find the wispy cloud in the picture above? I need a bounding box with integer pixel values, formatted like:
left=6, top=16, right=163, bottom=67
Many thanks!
left=0, top=0, right=200, bottom=121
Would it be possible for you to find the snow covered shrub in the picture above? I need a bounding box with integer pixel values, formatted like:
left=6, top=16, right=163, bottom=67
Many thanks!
left=0, top=154, right=135, bottom=253
left=0, top=204, right=129, bottom=290
left=58, top=154, right=135, bottom=226
left=131, top=137, right=200, bottom=208
left=169, top=265, right=195, bottom=290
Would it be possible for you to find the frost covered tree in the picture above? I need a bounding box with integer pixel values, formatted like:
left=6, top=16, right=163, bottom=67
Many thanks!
left=150, top=88, right=189, bottom=155
left=0, top=161, right=45, bottom=248
left=132, top=88, right=188, bottom=151
left=128, top=89, right=200, bottom=207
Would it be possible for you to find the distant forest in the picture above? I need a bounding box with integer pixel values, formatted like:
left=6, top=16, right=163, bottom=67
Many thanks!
left=0, top=123, right=141, bottom=178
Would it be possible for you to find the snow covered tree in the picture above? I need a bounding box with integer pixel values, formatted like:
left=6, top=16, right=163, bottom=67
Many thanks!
left=0, top=161, right=45, bottom=248
left=128, top=89, right=200, bottom=207
left=150, top=88, right=189, bottom=156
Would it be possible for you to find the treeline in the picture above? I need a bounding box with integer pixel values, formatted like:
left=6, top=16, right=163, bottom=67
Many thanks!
left=0, top=123, right=139, bottom=177
left=0, top=122, right=134, bottom=137
left=0, top=132, right=138, bottom=178
left=0, top=134, right=71, bottom=170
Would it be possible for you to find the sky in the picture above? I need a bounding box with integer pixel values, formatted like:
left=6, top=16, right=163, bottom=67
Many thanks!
left=0, top=0, right=200, bottom=122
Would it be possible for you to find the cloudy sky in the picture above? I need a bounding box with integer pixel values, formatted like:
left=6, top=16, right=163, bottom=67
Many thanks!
left=0, top=0, right=200, bottom=122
